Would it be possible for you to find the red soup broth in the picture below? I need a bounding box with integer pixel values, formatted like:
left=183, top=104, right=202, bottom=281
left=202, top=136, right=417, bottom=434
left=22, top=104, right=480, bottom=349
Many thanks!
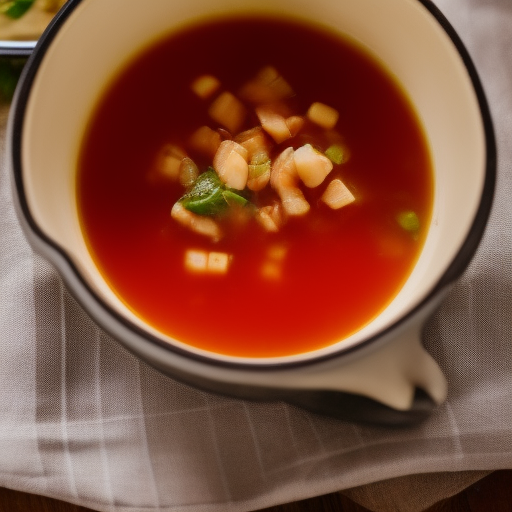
left=77, top=17, right=433, bottom=358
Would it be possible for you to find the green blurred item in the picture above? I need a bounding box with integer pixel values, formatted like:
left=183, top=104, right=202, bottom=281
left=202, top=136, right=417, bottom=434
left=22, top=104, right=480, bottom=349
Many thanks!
left=0, top=0, right=35, bottom=19
left=0, top=57, right=26, bottom=101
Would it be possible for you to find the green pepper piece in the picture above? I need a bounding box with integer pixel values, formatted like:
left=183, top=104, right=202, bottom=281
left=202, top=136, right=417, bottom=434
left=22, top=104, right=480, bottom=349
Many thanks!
left=325, top=144, right=349, bottom=165
left=397, top=211, right=420, bottom=232
left=179, top=168, right=228, bottom=216
left=0, top=0, right=35, bottom=19
left=222, top=189, right=249, bottom=208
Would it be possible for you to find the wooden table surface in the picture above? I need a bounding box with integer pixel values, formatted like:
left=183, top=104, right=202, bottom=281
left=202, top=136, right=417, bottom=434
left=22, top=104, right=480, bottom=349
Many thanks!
left=1, top=470, right=511, bottom=512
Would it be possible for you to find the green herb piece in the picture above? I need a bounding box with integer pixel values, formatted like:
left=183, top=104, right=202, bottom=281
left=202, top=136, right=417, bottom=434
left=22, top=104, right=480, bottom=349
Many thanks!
left=179, top=168, right=227, bottom=216
left=0, top=0, right=35, bottom=19
left=325, top=144, right=349, bottom=165
left=397, top=211, right=420, bottom=233
left=222, top=189, right=248, bottom=208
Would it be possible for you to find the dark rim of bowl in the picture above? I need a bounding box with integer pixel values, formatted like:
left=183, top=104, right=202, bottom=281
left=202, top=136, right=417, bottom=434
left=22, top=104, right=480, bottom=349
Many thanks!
left=10, top=0, right=496, bottom=371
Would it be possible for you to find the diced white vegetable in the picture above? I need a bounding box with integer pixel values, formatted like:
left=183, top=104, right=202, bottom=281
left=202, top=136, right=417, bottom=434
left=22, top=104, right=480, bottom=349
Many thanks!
left=184, top=250, right=232, bottom=274
left=256, top=207, right=279, bottom=232
left=267, top=244, right=287, bottom=261
left=188, top=126, right=222, bottom=158
left=178, top=157, right=199, bottom=188
left=208, top=91, right=246, bottom=134
left=255, top=106, right=292, bottom=144
left=286, top=116, right=305, bottom=137
left=190, top=75, right=221, bottom=99
left=270, top=148, right=310, bottom=216
left=171, top=203, right=223, bottom=242
left=213, top=140, right=249, bottom=190
left=234, top=127, right=272, bottom=159
left=321, top=178, right=355, bottom=209
left=154, top=144, right=186, bottom=180
left=261, top=261, right=281, bottom=280
left=306, top=102, right=339, bottom=129
left=207, top=252, right=231, bottom=274
left=185, top=250, right=208, bottom=272
left=239, top=66, right=294, bottom=104
left=280, top=188, right=311, bottom=216
left=247, top=156, right=271, bottom=191
left=294, top=144, right=333, bottom=188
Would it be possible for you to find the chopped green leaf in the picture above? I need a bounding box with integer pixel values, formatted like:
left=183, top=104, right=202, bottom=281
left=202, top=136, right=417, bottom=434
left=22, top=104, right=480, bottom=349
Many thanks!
left=222, top=189, right=248, bottom=208
left=179, top=168, right=227, bottom=216
left=0, top=0, right=35, bottom=19
left=397, top=211, right=420, bottom=232
left=325, top=144, right=349, bottom=165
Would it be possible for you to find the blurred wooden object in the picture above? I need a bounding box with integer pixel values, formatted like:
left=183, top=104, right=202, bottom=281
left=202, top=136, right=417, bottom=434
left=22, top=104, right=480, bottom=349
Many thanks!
left=0, top=470, right=511, bottom=512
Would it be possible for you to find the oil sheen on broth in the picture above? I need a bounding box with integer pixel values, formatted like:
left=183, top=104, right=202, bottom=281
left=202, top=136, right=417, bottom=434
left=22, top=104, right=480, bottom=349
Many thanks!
left=77, top=17, right=433, bottom=358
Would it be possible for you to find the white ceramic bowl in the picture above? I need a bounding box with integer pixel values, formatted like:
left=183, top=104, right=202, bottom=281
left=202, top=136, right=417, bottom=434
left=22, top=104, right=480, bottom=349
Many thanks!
left=8, top=0, right=495, bottom=424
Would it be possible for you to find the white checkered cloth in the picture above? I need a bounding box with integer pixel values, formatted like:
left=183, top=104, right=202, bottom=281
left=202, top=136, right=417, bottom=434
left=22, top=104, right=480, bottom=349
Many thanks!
left=0, top=0, right=510, bottom=511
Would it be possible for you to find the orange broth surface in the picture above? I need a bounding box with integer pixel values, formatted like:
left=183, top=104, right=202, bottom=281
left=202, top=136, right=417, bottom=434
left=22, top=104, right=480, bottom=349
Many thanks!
left=77, top=17, right=433, bottom=358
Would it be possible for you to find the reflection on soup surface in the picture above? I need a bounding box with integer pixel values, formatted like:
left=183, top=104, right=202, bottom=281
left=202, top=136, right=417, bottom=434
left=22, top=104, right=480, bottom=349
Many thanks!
left=78, top=16, right=433, bottom=357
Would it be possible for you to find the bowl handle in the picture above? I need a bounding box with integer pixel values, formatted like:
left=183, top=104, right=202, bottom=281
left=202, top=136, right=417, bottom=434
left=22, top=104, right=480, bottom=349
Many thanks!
left=298, top=326, right=448, bottom=412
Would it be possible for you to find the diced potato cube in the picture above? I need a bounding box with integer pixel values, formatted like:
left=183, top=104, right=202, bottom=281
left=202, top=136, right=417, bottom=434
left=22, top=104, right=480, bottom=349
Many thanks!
left=185, top=249, right=208, bottom=273
left=321, top=178, right=356, bottom=209
left=188, top=126, right=222, bottom=158
left=306, top=102, right=339, bottom=129
left=234, top=127, right=272, bottom=159
left=286, top=116, right=305, bottom=137
left=208, top=91, right=246, bottom=134
left=256, top=208, right=280, bottom=233
left=294, top=144, right=333, bottom=188
left=207, top=252, right=231, bottom=274
left=267, top=244, right=287, bottom=261
left=261, top=261, right=281, bottom=280
left=154, top=144, right=186, bottom=180
left=171, top=203, right=223, bottom=242
left=213, top=140, right=249, bottom=190
left=239, top=66, right=294, bottom=104
left=255, top=106, right=292, bottom=144
left=191, top=75, right=221, bottom=99
left=247, top=157, right=271, bottom=191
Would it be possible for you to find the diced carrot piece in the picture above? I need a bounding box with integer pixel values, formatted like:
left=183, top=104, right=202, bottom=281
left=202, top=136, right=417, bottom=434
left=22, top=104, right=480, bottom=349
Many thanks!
left=190, top=75, right=221, bottom=99
left=306, top=102, right=339, bottom=129
left=256, top=106, right=292, bottom=144
left=213, top=140, right=249, bottom=190
left=188, top=126, right=222, bottom=158
left=208, top=91, right=246, bottom=134
left=294, top=144, right=333, bottom=188
left=321, top=178, right=355, bottom=209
